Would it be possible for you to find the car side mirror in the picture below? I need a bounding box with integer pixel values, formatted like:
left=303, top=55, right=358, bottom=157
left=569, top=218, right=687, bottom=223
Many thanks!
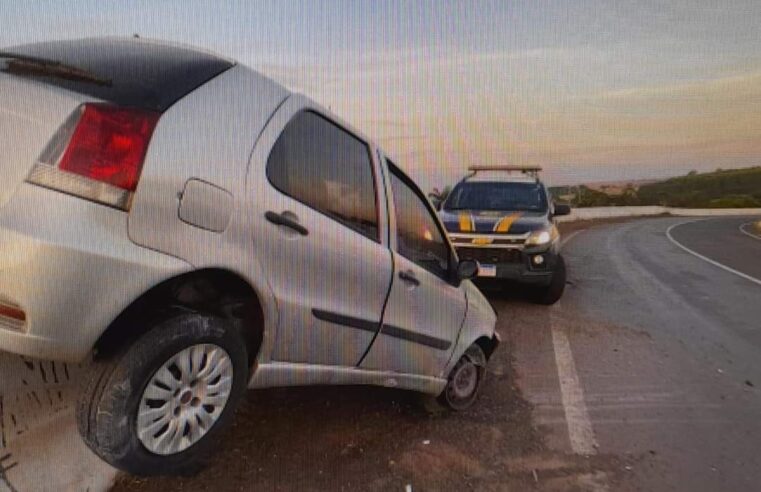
left=456, top=259, right=479, bottom=280
left=554, top=203, right=571, bottom=216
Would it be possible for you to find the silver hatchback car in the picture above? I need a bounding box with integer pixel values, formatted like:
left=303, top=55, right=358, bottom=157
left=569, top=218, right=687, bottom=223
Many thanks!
left=0, top=38, right=499, bottom=475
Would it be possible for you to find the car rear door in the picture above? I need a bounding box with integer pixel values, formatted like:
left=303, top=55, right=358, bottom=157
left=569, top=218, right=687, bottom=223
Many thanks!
left=249, top=98, right=393, bottom=367
left=360, top=159, right=467, bottom=377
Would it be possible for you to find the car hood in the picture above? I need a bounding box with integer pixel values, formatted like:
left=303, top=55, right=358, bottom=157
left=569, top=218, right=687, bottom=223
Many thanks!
left=440, top=209, right=549, bottom=234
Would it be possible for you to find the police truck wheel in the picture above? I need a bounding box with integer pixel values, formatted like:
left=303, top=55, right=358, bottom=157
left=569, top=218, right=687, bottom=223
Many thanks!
left=76, top=312, right=248, bottom=476
left=532, top=254, right=567, bottom=305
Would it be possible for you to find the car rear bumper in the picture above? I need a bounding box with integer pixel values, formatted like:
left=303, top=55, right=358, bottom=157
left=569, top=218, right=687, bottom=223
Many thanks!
left=0, top=184, right=190, bottom=362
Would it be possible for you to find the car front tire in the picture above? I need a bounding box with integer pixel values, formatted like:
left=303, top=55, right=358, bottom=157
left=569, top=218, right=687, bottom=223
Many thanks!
left=433, top=344, right=487, bottom=411
left=76, top=311, right=248, bottom=476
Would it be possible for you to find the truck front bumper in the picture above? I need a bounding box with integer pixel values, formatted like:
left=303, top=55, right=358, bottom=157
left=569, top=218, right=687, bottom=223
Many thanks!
left=455, top=243, right=560, bottom=287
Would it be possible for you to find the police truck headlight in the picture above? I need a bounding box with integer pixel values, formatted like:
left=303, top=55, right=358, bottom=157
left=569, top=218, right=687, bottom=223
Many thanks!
left=525, top=226, right=558, bottom=246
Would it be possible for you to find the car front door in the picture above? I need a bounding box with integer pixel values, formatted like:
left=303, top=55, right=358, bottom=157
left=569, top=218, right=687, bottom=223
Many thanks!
left=360, top=160, right=467, bottom=377
left=250, top=101, right=393, bottom=367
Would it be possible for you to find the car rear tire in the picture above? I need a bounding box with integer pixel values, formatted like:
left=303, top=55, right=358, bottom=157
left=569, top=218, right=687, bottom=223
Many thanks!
left=427, top=344, right=487, bottom=412
left=76, top=311, right=248, bottom=476
left=532, top=254, right=566, bottom=305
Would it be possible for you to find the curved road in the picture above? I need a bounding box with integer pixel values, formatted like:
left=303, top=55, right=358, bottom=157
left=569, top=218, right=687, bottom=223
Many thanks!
left=512, top=216, right=761, bottom=491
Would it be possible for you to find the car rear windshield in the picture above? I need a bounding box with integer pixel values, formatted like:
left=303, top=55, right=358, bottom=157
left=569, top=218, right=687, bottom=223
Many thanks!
left=444, top=181, right=548, bottom=212
left=0, top=38, right=234, bottom=112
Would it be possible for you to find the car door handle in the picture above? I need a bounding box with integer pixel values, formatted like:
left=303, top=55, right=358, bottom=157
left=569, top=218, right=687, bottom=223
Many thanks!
left=265, top=211, right=309, bottom=236
left=398, top=270, right=420, bottom=286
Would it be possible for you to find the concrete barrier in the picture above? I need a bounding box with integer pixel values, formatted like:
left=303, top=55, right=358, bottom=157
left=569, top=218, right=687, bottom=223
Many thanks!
left=556, top=206, right=761, bottom=222
left=0, top=354, right=116, bottom=492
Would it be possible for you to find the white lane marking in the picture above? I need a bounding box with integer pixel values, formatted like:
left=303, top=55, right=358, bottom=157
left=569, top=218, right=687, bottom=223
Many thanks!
left=666, top=220, right=761, bottom=287
left=739, top=221, right=761, bottom=241
left=550, top=311, right=609, bottom=491
left=561, top=229, right=585, bottom=248
left=550, top=314, right=599, bottom=455
left=554, top=231, right=609, bottom=491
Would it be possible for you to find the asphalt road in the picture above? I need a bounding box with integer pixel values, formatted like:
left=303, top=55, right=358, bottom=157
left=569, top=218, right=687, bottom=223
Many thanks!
left=513, top=216, right=761, bottom=491
left=3, top=215, right=760, bottom=491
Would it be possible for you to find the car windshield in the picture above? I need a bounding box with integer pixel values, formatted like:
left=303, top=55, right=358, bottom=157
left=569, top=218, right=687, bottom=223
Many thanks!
left=444, top=181, right=548, bottom=212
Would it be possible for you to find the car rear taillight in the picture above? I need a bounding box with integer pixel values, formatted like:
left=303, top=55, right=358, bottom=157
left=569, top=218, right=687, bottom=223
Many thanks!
left=0, top=297, right=26, bottom=332
left=28, top=103, right=160, bottom=210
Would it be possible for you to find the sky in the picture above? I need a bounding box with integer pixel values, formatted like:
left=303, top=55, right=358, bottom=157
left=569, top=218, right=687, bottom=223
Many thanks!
left=2, top=0, right=761, bottom=189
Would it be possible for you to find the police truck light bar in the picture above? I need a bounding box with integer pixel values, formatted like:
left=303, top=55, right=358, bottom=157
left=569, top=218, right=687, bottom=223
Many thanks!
left=468, top=165, right=543, bottom=172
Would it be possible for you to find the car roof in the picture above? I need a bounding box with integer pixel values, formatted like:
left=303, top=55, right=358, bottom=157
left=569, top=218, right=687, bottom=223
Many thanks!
left=2, top=37, right=235, bottom=111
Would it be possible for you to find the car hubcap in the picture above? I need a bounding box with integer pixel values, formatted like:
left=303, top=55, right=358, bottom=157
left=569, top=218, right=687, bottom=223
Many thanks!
left=137, top=343, right=233, bottom=455
left=450, top=361, right=478, bottom=400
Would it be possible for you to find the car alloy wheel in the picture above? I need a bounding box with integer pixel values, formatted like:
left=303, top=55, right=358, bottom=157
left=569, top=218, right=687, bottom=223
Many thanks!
left=137, top=343, right=234, bottom=455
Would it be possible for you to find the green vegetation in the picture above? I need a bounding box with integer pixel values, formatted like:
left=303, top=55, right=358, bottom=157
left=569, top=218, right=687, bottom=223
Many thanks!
left=638, top=167, right=761, bottom=208
left=549, top=184, right=645, bottom=207
left=550, top=167, right=761, bottom=208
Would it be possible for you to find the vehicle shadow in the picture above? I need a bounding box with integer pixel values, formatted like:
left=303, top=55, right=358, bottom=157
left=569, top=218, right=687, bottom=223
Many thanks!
left=475, top=280, right=540, bottom=304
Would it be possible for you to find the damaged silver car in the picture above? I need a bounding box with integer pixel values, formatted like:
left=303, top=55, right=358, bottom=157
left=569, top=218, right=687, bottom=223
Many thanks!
left=0, top=37, right=499, bottom=475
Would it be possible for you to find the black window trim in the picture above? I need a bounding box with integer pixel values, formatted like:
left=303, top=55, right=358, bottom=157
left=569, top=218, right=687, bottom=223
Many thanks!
left=265, top=109, right=382, bottom=244
left=376, top=150, right=393, bottom=247
left=387, top=161, right=457, bottom=283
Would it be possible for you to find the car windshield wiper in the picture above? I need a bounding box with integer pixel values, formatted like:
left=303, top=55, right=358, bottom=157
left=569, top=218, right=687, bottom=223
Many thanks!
left=0, top=51, right=112, bottom=87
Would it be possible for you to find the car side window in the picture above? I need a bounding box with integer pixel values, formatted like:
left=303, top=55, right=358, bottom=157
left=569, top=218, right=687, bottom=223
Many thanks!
left=389, top=163, right=450, bottom=279
left=266, top=111, right=380, bottom=242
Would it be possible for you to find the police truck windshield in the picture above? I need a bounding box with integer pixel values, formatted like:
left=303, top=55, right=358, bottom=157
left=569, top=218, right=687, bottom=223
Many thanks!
left=444, top=181, right=548, bottom=212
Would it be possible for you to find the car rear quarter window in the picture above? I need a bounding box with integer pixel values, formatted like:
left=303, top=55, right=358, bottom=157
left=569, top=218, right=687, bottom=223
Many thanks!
left=266, top=111, right=380, bottom=242
left=389, top=164, right=450, bottom=278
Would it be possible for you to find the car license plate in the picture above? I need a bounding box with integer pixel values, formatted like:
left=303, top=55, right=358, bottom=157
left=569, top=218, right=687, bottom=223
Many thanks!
left=478, top=264, right=497, bottom=277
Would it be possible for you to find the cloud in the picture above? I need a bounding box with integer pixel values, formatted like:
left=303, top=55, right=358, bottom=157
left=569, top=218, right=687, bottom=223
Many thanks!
left=598, top=70, right=761, bottom=101
left=254, top=39, right=761, bottom=189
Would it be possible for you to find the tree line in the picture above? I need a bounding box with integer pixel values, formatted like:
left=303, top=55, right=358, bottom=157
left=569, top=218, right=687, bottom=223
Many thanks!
left=550, top=167, right=761, bottom=208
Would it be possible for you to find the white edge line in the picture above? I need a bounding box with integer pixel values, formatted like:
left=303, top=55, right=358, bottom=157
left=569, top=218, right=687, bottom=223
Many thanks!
left=666, top=220, right=761, bottom=287
left=550, top=311, right=598, bottom=455
left=551, top=236, right=610, bottom=490
left=561, top=229, right=585, bottom=248
left=739, top=222, right=761, bottom=241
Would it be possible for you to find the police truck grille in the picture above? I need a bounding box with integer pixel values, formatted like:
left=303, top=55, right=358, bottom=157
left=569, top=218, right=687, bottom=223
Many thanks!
left=455, top=247, right=521, bottom=264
